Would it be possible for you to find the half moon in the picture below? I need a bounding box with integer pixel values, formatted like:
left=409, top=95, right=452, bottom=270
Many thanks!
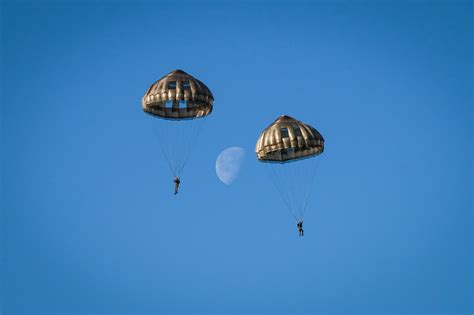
left=215, top=147, right=245, bottom=185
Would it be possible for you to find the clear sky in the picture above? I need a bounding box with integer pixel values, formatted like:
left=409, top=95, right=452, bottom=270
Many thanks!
left=1, top=1, right=472, bottom=314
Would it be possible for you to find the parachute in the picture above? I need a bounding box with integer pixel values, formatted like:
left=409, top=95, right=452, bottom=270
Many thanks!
left=256, top=115, right=324, bottom=221
left=142, top=69, right=214, bottom=179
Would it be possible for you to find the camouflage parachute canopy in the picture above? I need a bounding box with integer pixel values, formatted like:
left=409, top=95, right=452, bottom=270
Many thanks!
left=256, top=115, right=324, bottom=163
left=142, top=69, right=214, bottom=119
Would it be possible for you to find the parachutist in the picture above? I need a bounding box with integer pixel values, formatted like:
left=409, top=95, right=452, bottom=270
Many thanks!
left=174, top=176, right=181, bottom=195
left=256, top=115, right=324, bottom=237
left=297, top=220, right=304, bottom=237
left=142, top=70, right=214, bottom=192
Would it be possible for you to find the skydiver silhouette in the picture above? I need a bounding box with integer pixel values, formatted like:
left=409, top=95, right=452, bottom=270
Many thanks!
left=174, top=176, right=181, bottom=195
left=297, top=220, right=304, bottom=237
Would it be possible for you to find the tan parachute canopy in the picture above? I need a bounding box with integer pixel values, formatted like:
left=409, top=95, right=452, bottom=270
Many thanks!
left=256, top=115, right=324, bottom=163
left=142, top=69, right=214, bottom=119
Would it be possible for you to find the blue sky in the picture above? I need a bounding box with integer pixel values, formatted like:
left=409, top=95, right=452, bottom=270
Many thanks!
left=1, top=1, right=472, bottom=314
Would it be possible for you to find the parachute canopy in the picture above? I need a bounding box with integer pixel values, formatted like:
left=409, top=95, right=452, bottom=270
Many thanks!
left=255, top=115, right=325, bottom=221
left=256, top=115, right=324, bottom=163
left=142, top=69, right=214, bottom=119
left=142, top=69, right=214, bottom=178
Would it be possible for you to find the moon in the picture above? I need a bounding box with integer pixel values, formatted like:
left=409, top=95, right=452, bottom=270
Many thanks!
left=215, top=147, right=245, bottom=185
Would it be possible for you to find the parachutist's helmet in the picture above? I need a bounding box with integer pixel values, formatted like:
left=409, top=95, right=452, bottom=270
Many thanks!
left=142, top=69, right=214, bottom=119
left=256, top=115, right=324, bottom=163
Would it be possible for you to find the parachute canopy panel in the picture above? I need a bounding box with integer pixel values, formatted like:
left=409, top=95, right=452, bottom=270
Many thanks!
left=142, top=69, right=214, bottom=119
left=256, top=115, right=324, bottom=163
